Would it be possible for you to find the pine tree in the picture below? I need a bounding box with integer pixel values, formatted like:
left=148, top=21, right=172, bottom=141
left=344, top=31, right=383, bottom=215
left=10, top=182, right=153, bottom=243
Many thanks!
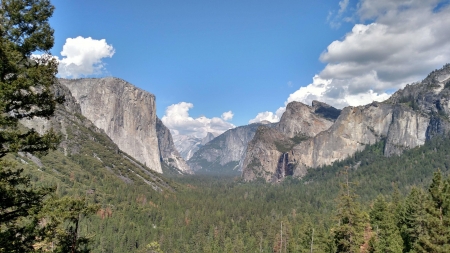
left=0, top=160, right=53, bottom=252
left=368, top=195, right=403, bottom=253
left=414, top=170, right=450, bottom=252
left=332, top=168, right=366, bottom=253
left=0, top=0, right=61, bottom=251
left=0, top=0, right=61, bottom=158
left=398, top=187, right=427, bottom=252
left=37, top=196, right=99, bottom=253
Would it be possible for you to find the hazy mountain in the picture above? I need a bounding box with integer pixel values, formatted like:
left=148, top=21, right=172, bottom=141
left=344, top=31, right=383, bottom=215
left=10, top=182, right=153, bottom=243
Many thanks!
left=187, top=122, right=274, bottom=174
left=173, top=132, right=218, bottom=160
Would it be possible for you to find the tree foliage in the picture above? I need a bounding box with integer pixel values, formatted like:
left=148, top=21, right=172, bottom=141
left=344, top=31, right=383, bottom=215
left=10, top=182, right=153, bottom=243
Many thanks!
left=0, top=1, right=98, bottom=252
left=0, top=0, right=61, bottom=158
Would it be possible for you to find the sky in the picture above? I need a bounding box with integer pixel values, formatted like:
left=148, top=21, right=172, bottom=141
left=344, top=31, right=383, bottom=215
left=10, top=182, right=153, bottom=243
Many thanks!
left=48, top=0, right=450, bottom=138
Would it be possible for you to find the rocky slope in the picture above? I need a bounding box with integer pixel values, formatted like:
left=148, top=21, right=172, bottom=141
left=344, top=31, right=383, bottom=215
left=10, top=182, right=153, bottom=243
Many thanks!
left=242, top=101, right=340, bottom=182
left=242, top=64, right=450, bottom=182
left=188, top=122, right=272, bottom=174
left=156, top=117, right=192, bottom=174
left=59, top=77, right=189, bottom=174
left=276, top=100, right=340, bottom=138
left=20, top=82, right=174, bottom=191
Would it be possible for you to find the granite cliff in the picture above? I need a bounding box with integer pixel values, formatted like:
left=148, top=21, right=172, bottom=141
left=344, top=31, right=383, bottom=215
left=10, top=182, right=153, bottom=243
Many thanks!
left=59, top=77, right=189, bottom=174
left=156, top=117, right=192, bottom=174
left=276, top=100, right=340, bottom=138
left=20, top=82, right=173, bottom=191
left=242, top=64, right=450, bottom=182
left=242, top=101, right=340, bottom=182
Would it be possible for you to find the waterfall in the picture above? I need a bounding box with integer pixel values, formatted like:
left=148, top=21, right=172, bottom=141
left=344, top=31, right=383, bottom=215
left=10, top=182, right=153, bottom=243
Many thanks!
left=281, top=153, right=287, bottom=178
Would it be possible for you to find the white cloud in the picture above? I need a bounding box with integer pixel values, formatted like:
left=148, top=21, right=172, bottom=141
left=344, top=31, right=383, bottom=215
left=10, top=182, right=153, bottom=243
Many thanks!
left=221, top=111, right=234, bottom=121
left=314, top=0, right=450, bottom=107
left=328, top=0, right=354, bottom=28
left=339, top=0, right=350, bottom=14
left=249, top=111, right=280, bottom=124
left=252, top=0, right=450, bottom=122
left=161, top=102, right=235, bottom=138
left=57, top=36, right=115, bottom=78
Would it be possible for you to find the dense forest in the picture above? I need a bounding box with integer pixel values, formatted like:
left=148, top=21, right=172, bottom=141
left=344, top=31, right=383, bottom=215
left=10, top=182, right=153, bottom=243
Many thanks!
left=3, top=0, right=450, bottom=252
left=11, top=132, right=450, bottom=252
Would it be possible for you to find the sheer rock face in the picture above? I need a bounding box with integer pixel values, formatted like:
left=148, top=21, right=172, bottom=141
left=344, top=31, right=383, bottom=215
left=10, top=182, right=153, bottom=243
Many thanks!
left=156, top=117, right=192, bottom=174
left=243, top=102, right=430, bottom=182
left=241, top=126, right=295, bottom=182
left=242, top=101, right=339, bottom=182
left=188, top=123, right=266, bottom=173
left=276, top=101, right=339, bottom=138
left=289, top=103, right=429, bottom=177
left=59, top=77, right=162, bottom=173
left=201, top=132, right=217, bottom=145
left=21, top=82, right=173, bottom=191
left=243, top=64, right=450, bottom=182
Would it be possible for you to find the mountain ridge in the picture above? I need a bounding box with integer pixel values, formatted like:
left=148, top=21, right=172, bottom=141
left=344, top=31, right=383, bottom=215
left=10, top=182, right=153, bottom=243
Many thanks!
left=242, top=64, right=450, bottom=182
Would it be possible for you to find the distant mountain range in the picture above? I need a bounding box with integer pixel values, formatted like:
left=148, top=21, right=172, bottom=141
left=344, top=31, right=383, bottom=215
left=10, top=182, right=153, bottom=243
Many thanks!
left=173, top=132, right=217, bottom=161
left=26, top=64, right=450, bottom=184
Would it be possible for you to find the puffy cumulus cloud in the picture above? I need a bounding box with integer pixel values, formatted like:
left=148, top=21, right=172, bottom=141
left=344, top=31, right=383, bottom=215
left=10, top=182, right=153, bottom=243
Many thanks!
left=250, top=0, right=450, bottom=122
left=221, top=111, right=234, bottom=121
left=249, top=111, right=280, bottom=124
left=314, top=0, right=450, bottom=107
left=161, top=102, right=235, bottom=138
left=57, top=36, right=115, bottom=78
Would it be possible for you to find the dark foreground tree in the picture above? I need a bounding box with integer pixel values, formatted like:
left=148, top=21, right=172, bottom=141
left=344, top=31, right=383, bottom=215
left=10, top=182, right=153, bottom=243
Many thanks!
left=36, top=197, right=99, bottom=253
left=0, top=0, right=62, bottom=251
left=0, top=0, right=60, bottom=157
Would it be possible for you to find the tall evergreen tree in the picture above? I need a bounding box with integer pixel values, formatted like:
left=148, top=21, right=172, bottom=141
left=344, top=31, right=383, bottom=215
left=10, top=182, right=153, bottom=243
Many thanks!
left=368, top=195, right=403, bottom=253
left=0, top=0, right=60, bottom=157
left=0, top=0, right=61, bottom=251
left=398, top=187, right=427, bottom=253
left=414, top=170, right=450, bottom=253
left=332, top=168, right=366, bottom=253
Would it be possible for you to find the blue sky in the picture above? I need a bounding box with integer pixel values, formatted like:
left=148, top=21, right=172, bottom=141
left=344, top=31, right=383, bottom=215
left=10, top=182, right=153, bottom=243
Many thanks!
left=49, top=0, right=450, bottom=138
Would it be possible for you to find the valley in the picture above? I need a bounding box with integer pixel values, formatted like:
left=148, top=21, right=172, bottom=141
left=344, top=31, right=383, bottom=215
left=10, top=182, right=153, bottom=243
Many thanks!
left=10, top=64, right=450, bottom=252
left=2, top=1, right=450, bottom=251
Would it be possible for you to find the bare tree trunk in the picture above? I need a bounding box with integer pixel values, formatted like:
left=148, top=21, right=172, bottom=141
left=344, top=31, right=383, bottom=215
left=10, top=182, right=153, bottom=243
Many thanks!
left=280, top=221, right=283, bottom=253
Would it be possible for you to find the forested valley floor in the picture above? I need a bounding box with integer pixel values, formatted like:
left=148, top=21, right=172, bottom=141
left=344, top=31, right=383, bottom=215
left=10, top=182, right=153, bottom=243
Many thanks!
left=15, top=133, right=450, bottom=252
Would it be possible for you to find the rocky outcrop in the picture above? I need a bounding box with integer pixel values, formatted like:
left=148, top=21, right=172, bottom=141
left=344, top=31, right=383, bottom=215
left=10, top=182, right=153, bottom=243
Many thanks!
left=188, top=123, right=268, bottom=173
left=276, top=101, right=339, bottom=138
left=242, top=64, right=450, bottom=182
left=59, top=78, right=162, bottom=173
left=242, top=100, right=340, bottom=182
left=287, top=102, right=429, bottom=177
left=241, top=126, right=295, bottom=182
left=156, top=117, right=192, bottom=174
left=201, top=132, right=216, bottom=145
